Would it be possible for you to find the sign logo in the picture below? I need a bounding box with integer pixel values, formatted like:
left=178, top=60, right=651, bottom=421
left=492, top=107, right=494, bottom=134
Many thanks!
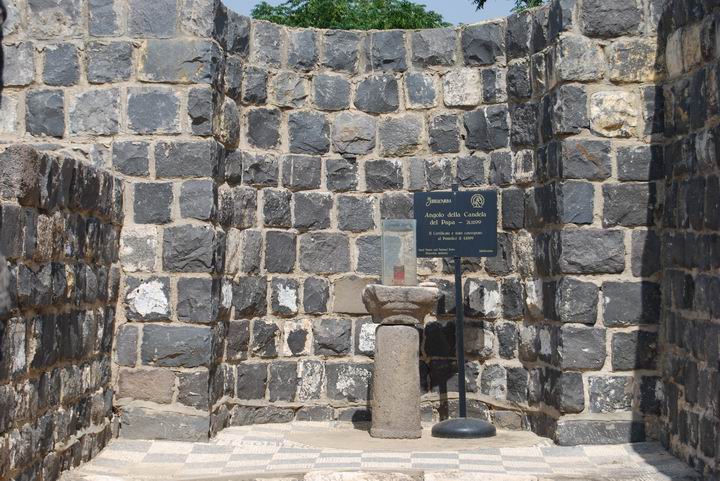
left=471, top=194, right=485, bottom=209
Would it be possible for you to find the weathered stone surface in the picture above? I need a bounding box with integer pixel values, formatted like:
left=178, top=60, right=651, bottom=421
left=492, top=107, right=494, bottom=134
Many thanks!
left=120, top=227, right=157, bottom=273
left=293, top=192, right=332, bottom=230
left=89, top=0, right=122, bottom=36
left=590, top=91, right=639, bottom=138
left=128, top=0, right=176, bottom=37
left=603, top=282, right=660, bottom=327
left=180, top=179, right=216, bottom=221
left=215, top=98, right=240, bottom=149
left=338, top=196, right=374, bottom=232
left=304, top=277, right=329, bottom=314
left=405, top=72, right=437, bottom=109
left=232, top=277, right=267, bottom=318
left=313, top=74, right=351, bottom=111
left=120, top=406, right=208, bottom=442
left=269, top=361, right=297, bottom=402
left=371, top=325, right=421, bottom=439
left=443, top=69, right=481, bottom=107
left=85, top=42, right=133, bottom=84
left=314, top=319, right=351, bottom=356
left=612, top=331, right=657, bottom=370
left=263, top=189, right=291, bottom=228
left=288, top=112, right=330, bottom=154
left=322, top=30, right=361, bottom=73
left=589, top=376, right=633, bottom=413
left=326, top=363, right=373, bottom=401
left=139, top=39, right=220, bottom=84
left=603, top=184, right=655, bottom=227
left=617, top=145, right=663, bottom=181
left=188, top=87, right=214, bottom=136
left=0, top=94, right=18, bottom=134
left=363, top=284, right=439, bottom=326
left=271, top=72, right=308, bottom=108
left=561, top=139, right=611, bottom=180
left=141, top=324, right=211, bottom=368
left=557, top=325, right=606, bottom=369
left=265, top=231, right=296, bottom=274
left=236, top=363, right=267, bottom=399
left=127, top=87, right=180, bottom=134
left=118, top=369, right=175, bottom=404
left=457, top=155, right=486, bottom=187
left=252, top=320, right=279, bottom=358
left=555, top=419, right=645, bottom=446
left=412, top=28, right=456, bottom=67
left=252, top=22, right=283, bottom=67
left=26, top=90, right=65, bottom=138
left=125, top=277, right=170, bottom=321
left=242, top=152, right=279, bottom=187
left=116, top=324, right=138, bottom=367
left=556, top=35, right=605, bottom=82
left=4, top=43, right=34, bottom=87
left=429, top=114, right=460, bottom=154
left=366, top=31, right=407, bottom=72
left=241, top=66, right=268, bottom=104
left=379, top=115, right=422, bottom=157
left=177, top=277, right=218, bottom=323
left=356, top=236, right=381, bottom=275
left=43, top=43, right=79, bottom=86
left=247, top=108, right=281, bottom=149
left=555, top=277, right=598, bottom=324
left=355, top=75, right=399, bottom=114
left=69, top=89, right=121, bottom=136
left=332, top=112, right=377, bottom=156
left=163, top=225, right=216, bottom=273
left=287, top=29, right=317, bottom=70
left=462, top=22, right=504, bottom=66
left=581, top=0, right=641, bottom=38
left=271, top=278, right=299, bottom=317
left=607, top=38, right=659, bottom=83
left=464, top=106, right=509, bottom=152
left=559, top=230, right=625, bottom=274
left=134, top=182, right=172, bottom=224
left=464, top=279, right=501, bottom=318
left=299, top=233, right=350, bottom=274
left=333, top=276, right=373, bottom=315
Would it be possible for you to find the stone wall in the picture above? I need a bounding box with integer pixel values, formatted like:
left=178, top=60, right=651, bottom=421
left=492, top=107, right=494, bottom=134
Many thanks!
left=0, top=145, right=123, bottom=481
left=658, top=0, right=720, bottom=477
left=0, top=0, right=717, bottom=471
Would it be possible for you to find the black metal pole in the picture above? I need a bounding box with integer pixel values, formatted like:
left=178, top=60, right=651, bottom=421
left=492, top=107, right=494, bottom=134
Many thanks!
left=454, top=255, right=467, bottom=419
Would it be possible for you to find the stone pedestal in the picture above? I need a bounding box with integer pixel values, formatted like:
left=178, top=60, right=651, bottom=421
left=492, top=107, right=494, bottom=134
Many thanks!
left=362, top=284, right=438, bottom=439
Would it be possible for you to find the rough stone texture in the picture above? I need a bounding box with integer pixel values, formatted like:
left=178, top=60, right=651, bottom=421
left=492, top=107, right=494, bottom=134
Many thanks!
left=371, top=326, right=421, bottom=439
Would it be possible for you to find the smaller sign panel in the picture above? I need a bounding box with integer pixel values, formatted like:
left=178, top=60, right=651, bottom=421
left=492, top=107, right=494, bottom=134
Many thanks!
left=414, top=190, right=498, bottom=258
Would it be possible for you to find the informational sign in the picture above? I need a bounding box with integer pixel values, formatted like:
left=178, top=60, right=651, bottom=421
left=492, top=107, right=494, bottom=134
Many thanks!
left=413, top=189, right=498, bottom=258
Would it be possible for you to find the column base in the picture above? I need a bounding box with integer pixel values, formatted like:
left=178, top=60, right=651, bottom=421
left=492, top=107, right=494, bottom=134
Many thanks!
left=432, top=418, right=497, bottom=439
left=370, top=426, right=422, bottom=439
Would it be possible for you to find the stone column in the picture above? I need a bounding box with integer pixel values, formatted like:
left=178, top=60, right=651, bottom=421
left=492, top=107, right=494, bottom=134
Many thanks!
left=362, top=284, right=439, bottom=439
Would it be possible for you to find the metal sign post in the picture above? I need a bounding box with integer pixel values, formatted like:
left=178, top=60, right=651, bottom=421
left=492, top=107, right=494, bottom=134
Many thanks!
left=414, top=184, right=498, bottom=439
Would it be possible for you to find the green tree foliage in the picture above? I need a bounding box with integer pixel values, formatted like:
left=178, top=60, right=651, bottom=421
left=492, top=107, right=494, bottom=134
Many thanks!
left=471, top=0, right=546, bottom=13
left=251, top=0, right=450, bottom=30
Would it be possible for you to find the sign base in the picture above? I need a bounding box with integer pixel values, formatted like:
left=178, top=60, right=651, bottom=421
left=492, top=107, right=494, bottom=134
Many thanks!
left=431, top=418, right=497, bottom=439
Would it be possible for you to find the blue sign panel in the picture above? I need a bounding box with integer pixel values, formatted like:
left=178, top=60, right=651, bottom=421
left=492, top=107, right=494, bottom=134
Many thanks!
left=413, top=190, right=498, bottom=258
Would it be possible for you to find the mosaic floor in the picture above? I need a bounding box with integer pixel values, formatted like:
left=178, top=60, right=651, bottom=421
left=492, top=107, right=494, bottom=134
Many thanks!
left=61, top=422, right=700, bottom=481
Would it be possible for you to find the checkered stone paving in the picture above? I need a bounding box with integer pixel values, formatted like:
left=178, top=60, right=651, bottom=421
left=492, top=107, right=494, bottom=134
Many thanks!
left=60, top=423, right=700, bottom=481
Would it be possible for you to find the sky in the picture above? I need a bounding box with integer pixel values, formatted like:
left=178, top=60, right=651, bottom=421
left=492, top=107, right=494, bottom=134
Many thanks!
left=224, top=0, right=514, bottom=25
